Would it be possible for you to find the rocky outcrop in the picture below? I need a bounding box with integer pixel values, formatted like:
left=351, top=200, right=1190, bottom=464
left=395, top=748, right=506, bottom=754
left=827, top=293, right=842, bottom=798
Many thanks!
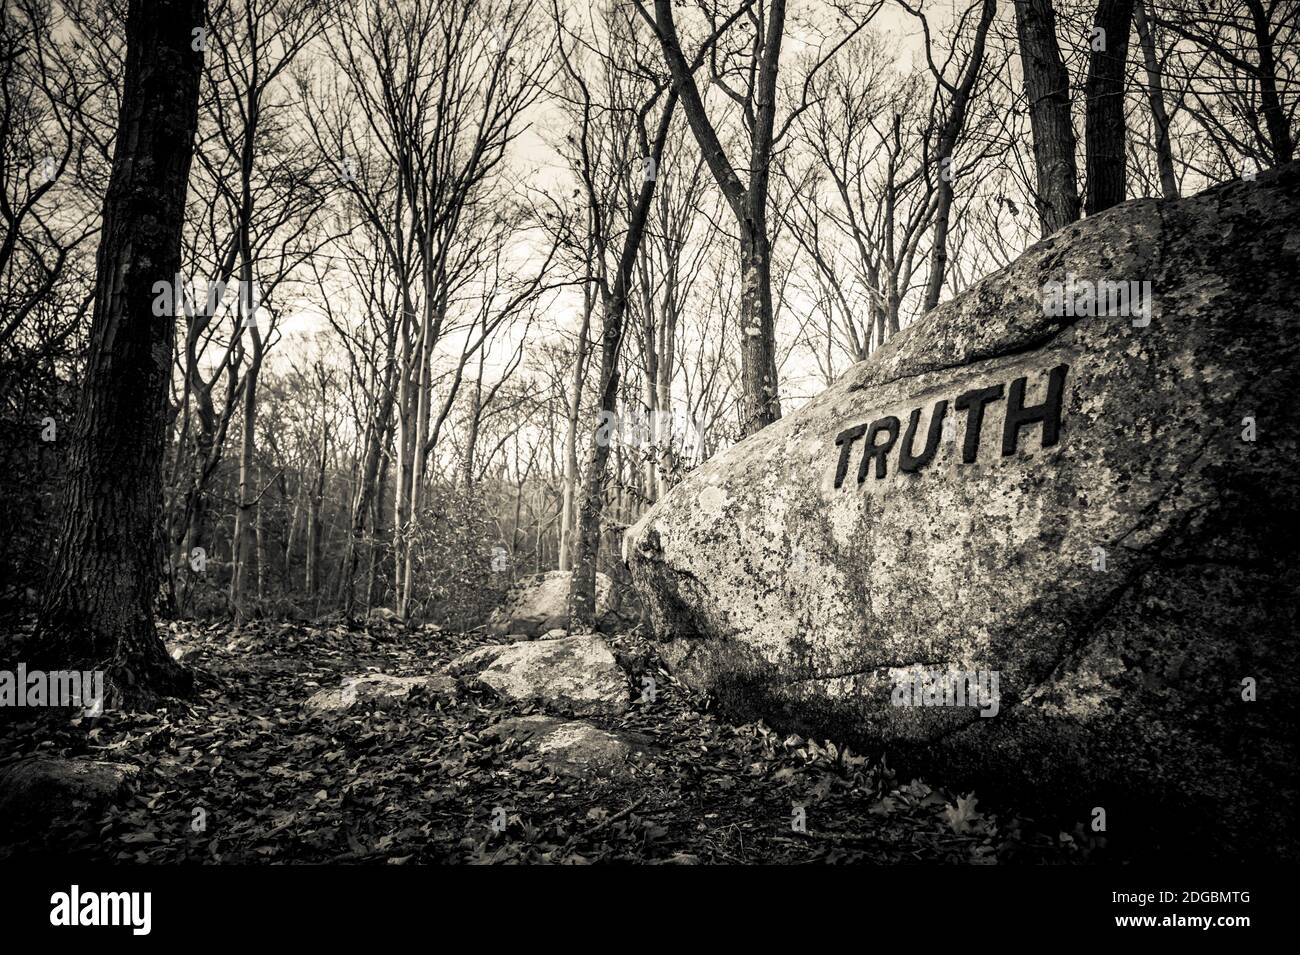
left=450, top=635, right=630, bottom=716
left=625, top=164, right=1300, bottom=858
left=488, top=570, right=642, bottom=636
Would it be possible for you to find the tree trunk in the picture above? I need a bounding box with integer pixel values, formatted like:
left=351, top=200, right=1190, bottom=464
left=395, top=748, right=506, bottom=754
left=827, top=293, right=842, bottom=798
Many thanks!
left=463, top=373, right=482, bottom=488
left=559, top=277, right=594, bottom=572
left=255, top=475, right=267, bottom=603
left=922, top=0, right=996, bottom=312
left=343, top=359, right=394, bottom=620
left=737, top=224, right=782, bottom=436
left=397, top=307, right=434, bottom=618
left=1015, top=0, right=1081, bottom=235
left=569, top=371, right=616, bottom=629
left=392, top=307, right=416, bottom=613
left=656, top=278, right=677, bottom=489
left=641, top=288, right=660, bottom=505
left=924, top=179, right=956, bottom=313
left=368, top=451, right=389, bottom=613
left=34, top=0, right=204, bottom=708
left=306, top=413, right=328, bottom=602
left=1084, top=0, right=1136, bottom=216
left=651, top=0, right=783, bottom=437
left=229, top=329, right=262, bottom=623
left=558, top=390, right=580, bottom=572
left=569, top=92, right=678, bottom=628
left=1133, top=0, right=1178, bottom=199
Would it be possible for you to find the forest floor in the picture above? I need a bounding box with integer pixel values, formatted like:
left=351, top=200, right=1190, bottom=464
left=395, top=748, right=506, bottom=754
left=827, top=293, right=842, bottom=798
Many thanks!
left=0, top=619, right=1108, bottom=864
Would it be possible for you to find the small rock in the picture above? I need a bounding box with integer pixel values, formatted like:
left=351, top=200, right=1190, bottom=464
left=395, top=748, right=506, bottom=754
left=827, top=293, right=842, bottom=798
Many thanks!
left=0, top=758, right=138, bottom=829
left=487, top=715, right=655, bottom=777
left=450, top=635, right=629, bottom=715
left=533, top=722, right=644, bottom=776
left=303, top=672, right=456, bottom=715
left=167, top=643, right=202, bottom=664
left=487, top=714, right=567, bottom=741
left=488, top=570, right=642, bottom=636
left=540, top=628, right=567, bottom=641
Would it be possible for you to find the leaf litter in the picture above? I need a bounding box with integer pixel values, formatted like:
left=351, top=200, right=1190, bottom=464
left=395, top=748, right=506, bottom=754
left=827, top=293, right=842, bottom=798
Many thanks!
left=0, top=618, right=1108, bottom=864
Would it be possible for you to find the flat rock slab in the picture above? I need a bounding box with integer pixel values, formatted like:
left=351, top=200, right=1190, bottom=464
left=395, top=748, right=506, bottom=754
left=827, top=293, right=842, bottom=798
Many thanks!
left=450, top=636, right=629, bottom=716
left=487, top=715, right=655, bottom=777
left=0, top=758, right=138, bottom=828
left=303, top=673, right=457, bottom=715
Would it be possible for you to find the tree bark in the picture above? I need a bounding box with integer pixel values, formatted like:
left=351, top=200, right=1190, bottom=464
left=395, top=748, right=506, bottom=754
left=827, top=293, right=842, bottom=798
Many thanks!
left=1084, top=0, right=1136, bottom=216
left=737, top=223, right=781, bottom=436
left=34, top=0, right=205, bottom=708
left=1014, top=0, right=1081, bottom=234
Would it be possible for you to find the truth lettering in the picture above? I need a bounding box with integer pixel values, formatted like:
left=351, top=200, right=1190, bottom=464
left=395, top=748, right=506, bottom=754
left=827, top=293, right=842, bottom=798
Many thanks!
left=833, top=364, right=1069, bottom=489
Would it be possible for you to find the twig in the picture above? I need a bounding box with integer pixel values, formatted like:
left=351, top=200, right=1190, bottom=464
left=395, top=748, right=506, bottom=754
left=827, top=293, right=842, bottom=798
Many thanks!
left=572, top=794, right=649, bottom=841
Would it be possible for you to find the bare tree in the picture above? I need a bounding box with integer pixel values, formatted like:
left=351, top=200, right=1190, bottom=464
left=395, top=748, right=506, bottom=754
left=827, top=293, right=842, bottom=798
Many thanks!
left=1156, top=0, right=1296, bottom=171
left=321, top=0, right=555, bottom=617
left=35, top=0, right=205, bottom=706
left=164, top=0, right=332, bottom=620
left=900, top=0, right=998, bottom=311
left=0, top=0, right=105, bottom=362
left=785, top=35, right=936, bottom=359
left=636, top=0, right=879, bottom=435
left=632, top=144, right=712, bottom=502
left=637, top=0, right=785, bottom=436
left=551, top=1, right=681, bottom=626
left=1132, top=0, right=1177, bottom=198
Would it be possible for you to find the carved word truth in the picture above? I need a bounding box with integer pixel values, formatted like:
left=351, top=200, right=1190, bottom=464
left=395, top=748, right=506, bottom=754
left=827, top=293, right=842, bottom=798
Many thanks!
left=833, top=364, right=1069, bottom=489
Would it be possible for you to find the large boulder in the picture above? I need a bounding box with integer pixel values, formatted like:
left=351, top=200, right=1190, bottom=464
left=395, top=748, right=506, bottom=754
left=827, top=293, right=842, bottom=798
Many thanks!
left=488, top=570, right=641, bottom=636
left=450, top=635, right=630, bottom=716
left=625, top=165, right=1300, bottom=859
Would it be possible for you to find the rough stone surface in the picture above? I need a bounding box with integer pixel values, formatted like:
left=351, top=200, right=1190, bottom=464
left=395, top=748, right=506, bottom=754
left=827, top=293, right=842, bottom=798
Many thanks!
left=486, top=715, right=655, bottom=777
left=625, top=164, right=1300, bottom=858
left=0, top=758, right=139, bottom=828
left=450, top=636, right=630, bottom=715
left=303, top=672, right=456, bottom=715
left=488, top=570, right=642, bottom=636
